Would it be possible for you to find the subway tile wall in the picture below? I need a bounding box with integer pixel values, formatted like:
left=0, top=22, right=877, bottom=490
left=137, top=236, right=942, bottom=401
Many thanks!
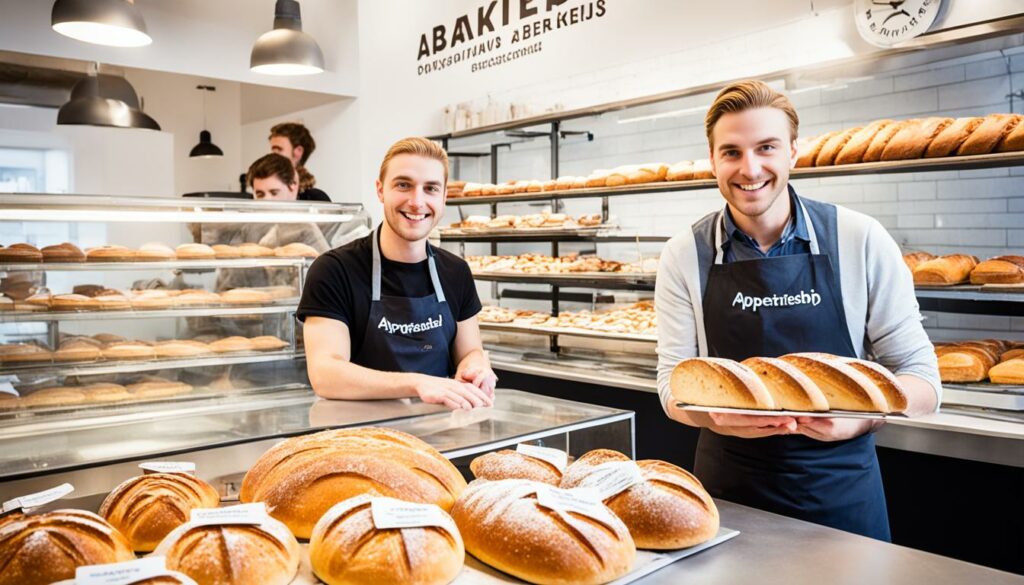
left=443, top=45, right=1024, bottom=342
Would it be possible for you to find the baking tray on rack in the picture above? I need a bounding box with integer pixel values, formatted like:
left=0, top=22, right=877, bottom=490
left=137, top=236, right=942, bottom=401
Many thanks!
left=441, top=225, right=614, bottom=237
left=480, top=321, right=657, bottom=343
left=676, top=404, right=907, bottom=420
left=941, top=383, right=1024, bottom=411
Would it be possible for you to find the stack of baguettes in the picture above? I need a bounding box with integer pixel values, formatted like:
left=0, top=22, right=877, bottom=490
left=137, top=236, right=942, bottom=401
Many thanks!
left=904, top=252, right=1024, bottom=286
left=670, top=354, right=909, bottom=413
left=796, top=113, right=1024, bottom=167
left=935, top=339, right=1024, bottom=384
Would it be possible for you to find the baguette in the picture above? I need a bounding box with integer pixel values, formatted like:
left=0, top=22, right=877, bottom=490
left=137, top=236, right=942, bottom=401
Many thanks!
left=816, top=126, right=862, bottom=167
left=666, top=160, right=694, bottom=181
left=970, top=255, right=1024, bottom=285
left=997, top=118, right=1024, bottom=152
left=863, top=120, right=910, bottom=162
left=834, top=120, right=894, bottom=165
left=912, top=254, right=979, bottom=285
left=957, top=114, right=1022, bottom=155
left=670, top=357, right=775, bottom=409
left=741, top=356, right=829, bottom=411
left=796, top=131, right=839, bottom=167
left=780, top=353, right=890, bottom=412
left=935, top=345, right=995, bottom=382
left=925, top=116, right=984, bottom=158
left=988, top=358, right=1024, bottom=384
left=841, top=359, right=909, bottom=413
left=881, top=117, right=953, bottom=161
left=902, top=251, right=935, bottom=273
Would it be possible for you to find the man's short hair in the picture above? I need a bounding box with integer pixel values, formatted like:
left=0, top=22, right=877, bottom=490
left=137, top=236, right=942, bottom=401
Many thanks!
left=269, top=122, right=315, bottom=165
left=704, top=80, right=799, bottom=146
left=247, top=153, right=296, bottom=188
left=378, top=137, right=449, bottom=185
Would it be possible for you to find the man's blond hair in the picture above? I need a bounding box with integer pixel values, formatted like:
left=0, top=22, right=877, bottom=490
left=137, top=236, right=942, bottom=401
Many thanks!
left=378, top=137, right=449, bottom=184
left=705, top=80, right=799, bottom=146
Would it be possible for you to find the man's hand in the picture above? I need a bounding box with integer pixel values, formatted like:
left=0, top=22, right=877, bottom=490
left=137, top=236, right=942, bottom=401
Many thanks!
left=455, top=361, right=498, bottom=398
left=795, top=416, right=881, bottom=442
left=707, top=412, right=798, bottom=439
left=411, top=374, right=494, bottom=411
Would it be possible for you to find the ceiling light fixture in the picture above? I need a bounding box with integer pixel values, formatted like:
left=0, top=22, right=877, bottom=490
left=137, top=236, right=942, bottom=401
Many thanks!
left=189, top=85, right=223, bottom=158
left=51, top=0, right=152, bottom=47
left=57, top=63, right=160, bottom=130
left=250, top=0, right=324, bottom=76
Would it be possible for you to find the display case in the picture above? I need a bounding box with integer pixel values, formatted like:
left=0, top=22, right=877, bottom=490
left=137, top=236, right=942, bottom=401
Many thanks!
left=0, top=193, right=370, bottom=423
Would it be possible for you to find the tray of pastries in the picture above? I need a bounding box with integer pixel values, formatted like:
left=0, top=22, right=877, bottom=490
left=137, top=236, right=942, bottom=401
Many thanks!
left=934, top=339, right=1024, bottom=385
left=467, top=253, right=653, bottom=276
left=442, top=211, right=609, bottom=235
left=479, top=301, right=657, bottom=340
left=0, top=241, right=319, bottom=264
left=1, top=285, right=299, bottom=314
left=904, top=251, right=1024, bottom=289
left=671, top=354, right=910, bottom=418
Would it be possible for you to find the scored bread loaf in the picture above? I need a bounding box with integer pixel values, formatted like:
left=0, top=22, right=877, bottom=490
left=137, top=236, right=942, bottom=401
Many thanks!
left=240, top=427, right=467, bottom=539
left=841, top=358, right=909, bottom=413
left=988, top=358, right=1024, bottom=384
left=834, top=120, right=894, bottom=165
left=796, top=131, right=839, bottom=167
left=816, top=127, right=862, bottom=167
left=925, top=117, right=984, bottom=158
left=970, top=255, right=1024, bottom=285
left=998, top=119, right=1024, bottom=152
left=666, top=160, right=694, bottom=181
left=862, top=120, right=910, bottom=162
left=902, top=251, right=936, bottom=272
left=957, top=114, right=1022, bottom=155
left=451, top=479, right=635, bottom=585
left=936, top=345, right=995, bottom=382
left=779, top=353, right=890, bottom=412
left=1002, top=348, right=1024, bottom=362
left=671, top=357, right=775, bottom=409
left=881, top=117, right=953, bottom=161
left=559, top=449, right=719, bottom=550
left=470, top=449, right=562, bottom=485
left=153, top=515, right=299, bottom=585
left=912, top=254, right=979, bottom=285
left=310, top=496, right=464, bottom=585
left=741, top=356, right=829, bottom=411
left=0, top=509, right=135, bottom=585
left=99, top=472, right=220, bottom=552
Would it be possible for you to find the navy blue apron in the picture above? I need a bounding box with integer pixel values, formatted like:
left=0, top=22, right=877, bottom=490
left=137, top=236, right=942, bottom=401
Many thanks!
left=694, top=203, right=891, bottom=541
left=350, top=226, right=457, bottom=377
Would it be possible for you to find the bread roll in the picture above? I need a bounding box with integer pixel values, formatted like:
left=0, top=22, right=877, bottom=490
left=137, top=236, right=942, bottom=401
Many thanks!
left=559, top=449, right=719, bottom=549
left=209, top=336, right=256, bottom=353
left=310, top=496, right=464, bottom=585
left=274, top=242, right=319, bottom=258
left=780, top=353, right=889, bottom=412
left=463, top=183, right=482, bottom=196
left=584, top=169, right=610, bottom=188
left=834, top=120, right=894, bottom=165
left=666, top=160, right=694, bottom=181
left=102, top=342, right=156, bottom=360
left=87, top=245, right=136, bottom=262
left=925, top=117, right=984, bottom=158
left=41, top=242, right=85, bottom=263
left=22, top=387, right=86, bottom=407
left=219, top=288, right=273, bottom=305
left=100, top=472, right=220, bottom=552
left=989, top=358, right=1024, bottom=384
left=249, top=336, right=288, bottom=351
left=0, top=243, right=43, bottom=263
left=175, top=243, right=216, bottom=260
left=691, top=159, right=714, bottom=180
left=997, top=118, right=1024, bottom=152
left=154, top=340, right=213, bottom=358
left=128, top=381, right=193, bottom=399
left=816, top=127, right=862, bottom=167
left=841, top=359, right=909, bottom=413
left=0, top=509, right=134, bottom=585
left=54, top=340, right=103, bottom=362
left=881, top=117, right=953, bottom=161
left=936, top=346, right=994, bottom=382
left=0, top=343, right=52, bottom=363
left=137, top=242, right=176, bottom=261
left=606, top=166, right=635, bottom=187
left=211, top=244, right=241, bottom=259
left=238, top=243, right=275, bottom=258
left=240, top=427, right=467, bottom=539
left=480, top=183, right=497, bottom=195
left=470, top=449, right=562, bottom=485
left=913, top=254, right=979, bottom=285
left=957, top=114, right=1022, bottom=155
left=671, top=357, right=775, bottom=409
left=796, top=131, right=839, bottom=167
left=741, top=356, right=828, bottom=411
left=628, top=163, right=668, bottom=184
left=902, top=251, right=935, bottom=272
left=153, top=515, right=299, bottom=585
left=862, top=120, right=909, bottom=162
left=451, top=479, right=635, bottom=585
left=970, top=255, right=1024, bottom=284
left=81, top=383, right=132, bottom=403
left=1001, top=348, right=1024, bottom=362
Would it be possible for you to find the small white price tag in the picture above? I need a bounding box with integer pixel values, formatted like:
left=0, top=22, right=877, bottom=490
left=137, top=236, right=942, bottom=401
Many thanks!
left=2, top=483, right=74, bottom=514
left=534, top=485, right=616, bottom=526
left=371, top=497, right=455, bottom=533
left=0, top=383, right=19, bottom=397
left=0, top=375, right=20, bottom=384
left=75, top=557, right=196, bottom=585
left=516, top=443, right=568, bottom=472
left=139, top=461, right=196, bottom=475
left=190, top=503, right=267, bottom=527
left=578, top=460, right=646, bottom=500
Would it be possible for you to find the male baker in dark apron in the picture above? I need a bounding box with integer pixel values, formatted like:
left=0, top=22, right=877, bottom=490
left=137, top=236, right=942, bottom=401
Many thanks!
left=297, top=137, right=496, bottom=410
left=655, top=81, right=940, bottom=540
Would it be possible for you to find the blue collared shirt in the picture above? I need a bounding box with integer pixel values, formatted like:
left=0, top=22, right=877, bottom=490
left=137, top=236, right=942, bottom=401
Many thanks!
left=720, top=188, right=812, bottom=263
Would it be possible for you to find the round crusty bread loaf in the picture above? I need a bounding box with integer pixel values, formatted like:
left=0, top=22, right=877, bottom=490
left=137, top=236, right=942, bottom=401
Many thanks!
left=240, top=427, right=467, bottom=539
left=451, top=479, right=635, bottom=585
left=310, top=496, right=464, bottom=585
left=470, top=449, right=562, bottom=485
left=559, top=449, right=719, bottom=550
left=670, top=357, right=775, bottom=410
left=99, top=472, right=221, bottom=552
left=0, top=509, right=135, bottom=585
left=153, top=516, right=299, bottom=585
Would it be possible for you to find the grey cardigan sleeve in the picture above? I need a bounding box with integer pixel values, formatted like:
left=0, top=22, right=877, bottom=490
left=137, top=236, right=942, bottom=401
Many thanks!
left=655, top=236, right=701, bottom=413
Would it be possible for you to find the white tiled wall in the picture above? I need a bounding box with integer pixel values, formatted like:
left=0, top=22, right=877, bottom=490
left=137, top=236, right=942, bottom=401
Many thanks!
left=444, top=44, right=1024, bottom=343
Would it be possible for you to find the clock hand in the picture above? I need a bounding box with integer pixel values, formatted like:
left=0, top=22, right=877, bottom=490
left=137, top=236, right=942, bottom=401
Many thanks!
left=882, top=9, right=910, bottom=25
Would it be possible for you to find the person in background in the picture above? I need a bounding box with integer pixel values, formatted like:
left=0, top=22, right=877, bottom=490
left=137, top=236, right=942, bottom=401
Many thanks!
left=269, top=122, right=330, bottom=201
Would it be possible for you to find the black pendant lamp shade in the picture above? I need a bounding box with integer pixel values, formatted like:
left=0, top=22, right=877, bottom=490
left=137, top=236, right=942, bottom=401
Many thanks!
left=250, top=0, right=324, bottom=75
left=51, top=0, right=152, bottom=47
left=190, top=130, right=223, bottom=158
left=57, top=71, right=160, bottom=130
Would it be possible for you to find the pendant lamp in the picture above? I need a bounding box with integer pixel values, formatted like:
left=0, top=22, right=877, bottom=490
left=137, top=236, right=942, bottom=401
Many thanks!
left=57, top=63, right=160, bottom=130
left=189, top=85, right=223, bottom=158
left=51, top=0, right=152, bottom=47
left=250, top=0, right=324, bottom=75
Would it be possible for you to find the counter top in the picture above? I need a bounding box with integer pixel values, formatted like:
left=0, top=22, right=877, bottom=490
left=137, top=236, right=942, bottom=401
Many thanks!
left=646, top=500, right=1022, bottom=585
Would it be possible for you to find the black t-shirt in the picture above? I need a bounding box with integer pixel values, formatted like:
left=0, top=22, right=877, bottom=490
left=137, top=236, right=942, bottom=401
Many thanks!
left=299, top=188, right=331, bottom=202
left=297, top=231, right=482, bottom=357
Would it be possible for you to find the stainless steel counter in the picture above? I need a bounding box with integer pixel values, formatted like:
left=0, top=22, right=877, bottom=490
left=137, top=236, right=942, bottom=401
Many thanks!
left=642, top=500, right=1022, bottom=584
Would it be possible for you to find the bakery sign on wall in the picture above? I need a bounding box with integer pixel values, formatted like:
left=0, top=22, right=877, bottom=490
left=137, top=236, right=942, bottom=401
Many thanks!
left=416, top=0, right=607, bottom=76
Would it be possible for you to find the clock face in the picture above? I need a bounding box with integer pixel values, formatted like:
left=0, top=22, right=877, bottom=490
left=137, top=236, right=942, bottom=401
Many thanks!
left=855, top=0, right=942, bottom=47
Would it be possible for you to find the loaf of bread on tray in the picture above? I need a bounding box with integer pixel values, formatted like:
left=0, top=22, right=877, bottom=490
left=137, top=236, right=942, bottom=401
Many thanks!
left=988, top=358, right=1024, bottom=384
left=834, top=120, right=894, bottom=165
left=740, top=356, right=829, bottom=411
left=903, top=251, right=936, bottom=273
left=470, top=449, right=562, bottom=485
left=779, top=353, right=891, bottom=412
left=970, top=255, right=1024, bottom=285
left=670, top=357, right=775, bottom=409
left=936, top=344, right=997, bottom=383
left=912, top=254, right=979, bottom=285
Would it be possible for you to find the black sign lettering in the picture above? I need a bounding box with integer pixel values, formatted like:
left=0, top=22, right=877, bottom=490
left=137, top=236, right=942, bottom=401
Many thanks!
left=478, top=1, right=497, bottom=35
left=520, top=0, right=538, bottom=18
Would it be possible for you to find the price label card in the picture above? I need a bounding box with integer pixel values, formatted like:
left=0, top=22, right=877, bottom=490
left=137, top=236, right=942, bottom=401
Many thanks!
left=534, top=485, right=616, bottom=526
left=579, top=460, right=645, bottom=500
left=190, top=503, right=267, bottom=527
left=139, top=461, right=196, bottom=475
left=516, top=443, right=568, bottom=472
left=76, top=557, right=196, bottom=585
left=2, top=483, right=74, bottom=514
left=0, top=382, right=18, bottom=397
left=371, top=497, right=455, bottom=534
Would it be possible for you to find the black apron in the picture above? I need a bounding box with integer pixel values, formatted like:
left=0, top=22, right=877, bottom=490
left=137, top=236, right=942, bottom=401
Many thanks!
left=694, top=203, right=891, bottom=541
left=350, top=227, right=457, bottom=377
